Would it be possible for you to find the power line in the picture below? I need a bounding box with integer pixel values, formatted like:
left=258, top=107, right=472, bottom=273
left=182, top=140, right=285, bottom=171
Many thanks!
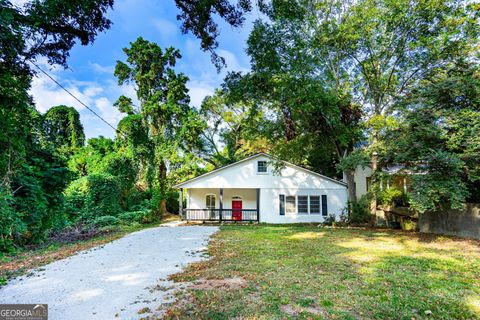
left=29, top=60, right=121, bottom=134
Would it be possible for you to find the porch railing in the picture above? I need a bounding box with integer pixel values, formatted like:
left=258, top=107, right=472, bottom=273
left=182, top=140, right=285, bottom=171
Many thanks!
left=183, top=209, right=258, bottom=222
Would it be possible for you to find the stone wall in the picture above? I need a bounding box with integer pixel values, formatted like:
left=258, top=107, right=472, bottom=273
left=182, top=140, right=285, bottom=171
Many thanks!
left=418, top=203, right=480, bottom=239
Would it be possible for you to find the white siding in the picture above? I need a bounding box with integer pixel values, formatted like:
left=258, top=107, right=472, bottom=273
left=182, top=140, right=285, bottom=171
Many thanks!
left=353, top=165, right=373, bottom=199
left=188, top=188, right=257, bottom=210
left=260, top=188, right=347, bottom=223
left=179, top=154, right=348, bottom=224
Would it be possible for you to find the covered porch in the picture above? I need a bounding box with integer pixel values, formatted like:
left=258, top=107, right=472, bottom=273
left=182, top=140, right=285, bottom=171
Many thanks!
left=179, top=188, right=260, bottom=222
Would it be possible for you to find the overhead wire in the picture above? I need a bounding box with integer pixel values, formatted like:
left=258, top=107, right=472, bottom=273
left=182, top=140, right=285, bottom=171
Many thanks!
left=29, top=60, right=127, bottom=138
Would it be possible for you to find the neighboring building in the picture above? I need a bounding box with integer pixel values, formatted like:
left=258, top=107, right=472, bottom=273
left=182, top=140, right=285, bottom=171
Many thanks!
left=348, top=164, right=412, bottom=199
left=343, top=165, right=373, bottom=200
left=174, top=153, right=348, bottom=223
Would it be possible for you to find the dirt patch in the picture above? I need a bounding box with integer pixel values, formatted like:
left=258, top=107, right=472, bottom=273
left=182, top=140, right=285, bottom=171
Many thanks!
left=189, top=277, right=247, bottom=290
left=280, top=304, right=329, bottom=318
left=280, top=305, right=300, bottom=317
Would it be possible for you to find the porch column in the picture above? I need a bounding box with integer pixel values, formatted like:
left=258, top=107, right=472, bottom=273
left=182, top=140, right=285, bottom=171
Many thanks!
left=179, top=188, right=183, bottom=218
left=219, top=188, right=223, bottom=222
left=256, top=188, right=260, bottom=222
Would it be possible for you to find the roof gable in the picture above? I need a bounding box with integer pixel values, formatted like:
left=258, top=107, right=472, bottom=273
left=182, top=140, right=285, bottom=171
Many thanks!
left=174, top=153, right=346, bottom=189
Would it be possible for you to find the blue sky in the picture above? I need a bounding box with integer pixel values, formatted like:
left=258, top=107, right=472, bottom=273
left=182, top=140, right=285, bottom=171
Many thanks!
left=27, top=0, right=255, bottom=138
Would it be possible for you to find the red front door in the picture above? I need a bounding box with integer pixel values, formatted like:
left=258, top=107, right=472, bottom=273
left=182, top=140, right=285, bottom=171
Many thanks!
left=232, top=200, right=242, bottom=221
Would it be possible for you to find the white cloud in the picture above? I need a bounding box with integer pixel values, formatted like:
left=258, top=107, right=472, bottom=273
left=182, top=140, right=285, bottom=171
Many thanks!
left=89, top=62, right=115, bottom=74
left=151, top=18, right=178, bottom=39
left=187, top=80, right=215, bottom=108
left=217, top=49, right=250, bottom=73
left=30, top=73, right=91, bottom=113
left=95, top=97, right=123, bottom=125
left=28, top=63, right=126, bottom=139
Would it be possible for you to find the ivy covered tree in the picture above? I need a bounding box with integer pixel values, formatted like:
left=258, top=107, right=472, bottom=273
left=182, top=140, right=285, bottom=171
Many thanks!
left=43, top=105, right=85, bottom=155
left=0, top=0, right=114, bottom=250
left=114, top=37, right=204, bottom=217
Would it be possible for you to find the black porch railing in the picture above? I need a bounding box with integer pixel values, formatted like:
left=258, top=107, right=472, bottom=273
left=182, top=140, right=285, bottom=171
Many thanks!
left=183, top=209, right=258, bottom=222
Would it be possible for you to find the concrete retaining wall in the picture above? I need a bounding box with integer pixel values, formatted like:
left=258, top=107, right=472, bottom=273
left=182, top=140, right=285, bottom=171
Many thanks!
left=418, top=203, right=480, bottom=239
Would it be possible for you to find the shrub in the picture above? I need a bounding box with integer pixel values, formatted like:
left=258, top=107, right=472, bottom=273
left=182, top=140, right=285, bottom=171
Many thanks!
left=118, top=209, right=157, bottom=224
left=323, top=214, right=336, bottom=226
left=377, top=187, right=404, bottom=206
left=0, top=188, right=26, bottom=252
left=98, top=152, right=137, bottom=209
left=91, top=215, right=119, bottom=228
left=349, top=196, right=371, bottom=224
left=64, top=173, right=121, bottom=222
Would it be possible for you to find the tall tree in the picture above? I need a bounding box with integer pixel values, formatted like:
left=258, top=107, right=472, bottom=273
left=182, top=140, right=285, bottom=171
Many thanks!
left=200, top=90, right=271, bottom=167
left=114, top=37, right=204, bottom=217
left=222, top=4, right=363, bottom=195
left=319, top=0, right=477, bottom=210
left=253, top=0, right=479, bottom=209
left=43, top=105, right=85, bottom=155
left=1, top=0, right=113, bottom=187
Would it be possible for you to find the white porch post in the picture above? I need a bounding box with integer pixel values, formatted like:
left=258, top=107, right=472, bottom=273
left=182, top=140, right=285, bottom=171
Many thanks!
left=219, top=188, right=223, bottom=222
left=256, top=188, right=260, bottom=222
left=179, top=188, right=183, bottom=218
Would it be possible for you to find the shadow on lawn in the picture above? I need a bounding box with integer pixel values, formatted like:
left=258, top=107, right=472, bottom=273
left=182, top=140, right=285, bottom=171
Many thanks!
left=166, top=225, right=480, bottom=320
left=332, top=229, right=480, bottom=320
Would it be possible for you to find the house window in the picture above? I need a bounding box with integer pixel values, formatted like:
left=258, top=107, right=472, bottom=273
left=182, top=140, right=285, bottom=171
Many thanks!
left=279, top=195, right=285, bottom=215
left=298, top=196, right=308, bottom=214
left=286, top=196, right=296, bottom=214
left=309, top=196, right=320, bottom=214
left=205, top=194, right=216, bottom=209
left=366, top=177, right=372, bottom=191
left=321, top=195, right=328, bottom=216
left=257, top=161, right=267, bottom=173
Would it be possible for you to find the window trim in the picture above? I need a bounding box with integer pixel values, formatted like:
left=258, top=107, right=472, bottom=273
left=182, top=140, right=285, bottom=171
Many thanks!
left=297, top=195, right=309, bottom=214
left=309, top=195, right=321, bottom=215
left=279, top=194, right=329, bottom=216
left=205, top=193, right=216, bottom=209
left=279, top=194, right=285, bottom=216
left=257, top=160, right=268, bottom=174
left=285, top=195, right=296, bottom=214
left=321, top=194, right=328, bottom=216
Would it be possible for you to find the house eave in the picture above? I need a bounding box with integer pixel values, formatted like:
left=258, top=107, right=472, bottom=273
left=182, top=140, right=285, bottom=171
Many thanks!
left=173, top=153, right=347, bottom=189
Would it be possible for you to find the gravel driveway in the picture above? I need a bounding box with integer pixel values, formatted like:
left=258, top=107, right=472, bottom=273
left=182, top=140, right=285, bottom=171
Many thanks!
left=0, top=223, right=218, bottom=319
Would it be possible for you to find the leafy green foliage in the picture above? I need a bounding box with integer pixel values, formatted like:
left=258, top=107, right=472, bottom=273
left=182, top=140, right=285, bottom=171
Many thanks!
left=349, top=196, right=372, bottom=224
left=114, top=37, right=204, bottom=217
left=0, top=187, right=25, bottom=252
left=174, top=0, right=254, bottom=69
left=42, top=105, right=85, bottom=155
left=1, top=0, right=113, bottom=68
left=91, top=215, right=119, bottom=228
left=64, top=173, right=121, bottom=222
left=377, top=187, right=405, bottom=206
left=0, top=0, right=114, bottom=252
left=409, top=151, right=469, bottom=213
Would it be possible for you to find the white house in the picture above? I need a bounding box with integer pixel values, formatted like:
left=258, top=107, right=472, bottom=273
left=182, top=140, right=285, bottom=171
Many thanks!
left=174, top=153, right=348, bottom=223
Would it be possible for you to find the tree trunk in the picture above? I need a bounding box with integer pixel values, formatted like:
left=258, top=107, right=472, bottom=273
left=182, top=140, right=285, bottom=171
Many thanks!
left=159, top=199, right=168, bottom=217
left=281, top=103, right=296, bottom=141
left=370, top=150, right=378, bottom=224
left=345, top=170, right=357, bottom=203
left=157, top=160, right=169, bottom=218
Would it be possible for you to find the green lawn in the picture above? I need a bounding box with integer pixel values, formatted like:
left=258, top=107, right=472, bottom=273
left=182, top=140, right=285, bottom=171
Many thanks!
left=166, top=225, right=480, bottom=320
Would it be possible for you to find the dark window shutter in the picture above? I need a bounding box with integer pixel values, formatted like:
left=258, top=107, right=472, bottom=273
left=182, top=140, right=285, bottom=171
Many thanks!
left=279, top=195, right=285, bottom=215
left=321, top=195, right=328, bottom=216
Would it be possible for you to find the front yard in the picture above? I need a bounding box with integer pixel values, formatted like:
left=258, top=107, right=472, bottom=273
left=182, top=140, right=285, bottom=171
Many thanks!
left=167, top=225, right=480, bottom=319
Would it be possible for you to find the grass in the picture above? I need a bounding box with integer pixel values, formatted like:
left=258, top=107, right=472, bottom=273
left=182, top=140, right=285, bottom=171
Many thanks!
left=166, top=225, right=480, bottom=320
left=0, top=214, right=179, bottom=285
